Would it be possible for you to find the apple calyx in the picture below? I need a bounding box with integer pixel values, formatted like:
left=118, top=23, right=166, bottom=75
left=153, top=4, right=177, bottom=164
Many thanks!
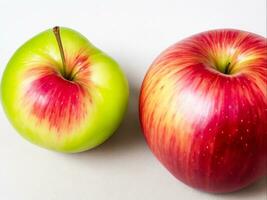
left=53, top=26, right=73, bottom=81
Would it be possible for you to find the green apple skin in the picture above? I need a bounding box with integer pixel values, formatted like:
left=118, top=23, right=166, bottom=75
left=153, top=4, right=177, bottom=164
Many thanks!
left=1, top=27, right=129, bottom=153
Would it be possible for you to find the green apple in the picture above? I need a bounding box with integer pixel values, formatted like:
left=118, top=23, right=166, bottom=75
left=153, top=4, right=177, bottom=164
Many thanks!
left=1, top=26, right=129, bottom=153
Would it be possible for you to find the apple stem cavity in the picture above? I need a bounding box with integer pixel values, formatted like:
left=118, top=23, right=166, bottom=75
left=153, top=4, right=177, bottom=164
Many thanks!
left=53, top=26, right=69, bottom=80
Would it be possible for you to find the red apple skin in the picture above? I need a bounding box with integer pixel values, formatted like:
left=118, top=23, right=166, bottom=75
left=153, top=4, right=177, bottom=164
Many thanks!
left=23, top=66, right=90, bottom=132
left=139, top=29, right=267, bottom=193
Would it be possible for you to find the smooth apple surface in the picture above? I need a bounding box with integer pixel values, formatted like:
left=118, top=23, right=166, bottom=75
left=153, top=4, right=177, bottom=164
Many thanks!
left=139, top=29, right=267, bottom=193
left=1, top=27, right=129, bottom=153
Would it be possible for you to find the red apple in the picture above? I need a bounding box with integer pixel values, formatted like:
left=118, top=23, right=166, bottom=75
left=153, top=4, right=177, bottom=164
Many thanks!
left=139, top=29, right=267, bottom=193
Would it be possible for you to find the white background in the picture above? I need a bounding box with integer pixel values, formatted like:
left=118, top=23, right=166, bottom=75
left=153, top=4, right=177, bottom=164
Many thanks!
left=0, top=0, right=266, bottom=199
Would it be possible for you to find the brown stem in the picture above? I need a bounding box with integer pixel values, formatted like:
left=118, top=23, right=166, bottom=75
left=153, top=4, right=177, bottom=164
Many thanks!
left=53, top=26, right=67, bottom=77
left=225, top=62, right=231, bottom=74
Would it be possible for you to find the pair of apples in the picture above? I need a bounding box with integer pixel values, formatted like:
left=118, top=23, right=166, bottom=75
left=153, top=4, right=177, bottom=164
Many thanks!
left=1, top=27, right=266, bottom=193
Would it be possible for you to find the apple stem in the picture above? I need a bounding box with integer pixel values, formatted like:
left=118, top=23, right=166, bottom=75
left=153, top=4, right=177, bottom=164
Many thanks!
left=225, top=62, right=231, bottom=74
left=53, top=26, right=67, bottom=78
